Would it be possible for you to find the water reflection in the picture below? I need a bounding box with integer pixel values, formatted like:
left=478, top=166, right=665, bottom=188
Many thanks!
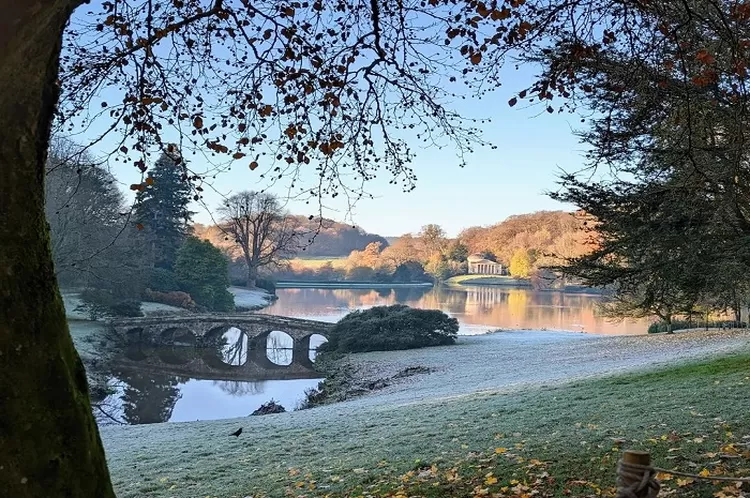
left=91, top=336, right=325, bottom=425
left=262, top=286, right=649, bottom=335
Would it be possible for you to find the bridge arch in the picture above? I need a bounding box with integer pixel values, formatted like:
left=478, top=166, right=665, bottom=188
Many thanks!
left=263, top=330, right=294, bottom=366
left=159, top=327, right=196, bottom=347
left=125, top=327, right=144, bottom=344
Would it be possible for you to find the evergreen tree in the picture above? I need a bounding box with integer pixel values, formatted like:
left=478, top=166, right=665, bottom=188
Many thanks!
left=135, top=151, right=193, bottom=269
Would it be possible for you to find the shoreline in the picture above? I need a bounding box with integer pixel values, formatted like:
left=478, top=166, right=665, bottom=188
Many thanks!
left=274, top=281, right=434, bottom=289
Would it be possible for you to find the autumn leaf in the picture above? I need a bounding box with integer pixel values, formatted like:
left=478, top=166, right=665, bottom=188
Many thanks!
left=470, top=52, right=482, bottom=65
left=508, top=97, right=517, bottom=107
left=145, top=177, right=154, bottom=186
left=193, top=116, right=203, bottom=129
left=696, top=49, right=716, bottom=65
left=495, top=447, right=508, bottom=454
left=249, top=161, right=259, bottom=170
left=129, top=183, right=143, bottom=191
left=492, top=8, right=511, bottom=20
left=232, top=152, right=245, bottom=159
left=136, top=223, right=144, bottom=230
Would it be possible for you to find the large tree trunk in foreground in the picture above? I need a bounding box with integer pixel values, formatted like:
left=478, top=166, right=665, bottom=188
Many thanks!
left=0, top=1, right=116, bottom=496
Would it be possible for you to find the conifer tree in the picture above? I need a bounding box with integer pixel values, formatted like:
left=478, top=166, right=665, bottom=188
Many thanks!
left=134, top=151, right=193, bottom=269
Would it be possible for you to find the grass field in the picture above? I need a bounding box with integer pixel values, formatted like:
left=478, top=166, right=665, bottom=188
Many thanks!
left=446, top=274, right=532, bottom=286
left=101, top=345, right=750, bottom=498
left=289, top=256, right=348, bottom=270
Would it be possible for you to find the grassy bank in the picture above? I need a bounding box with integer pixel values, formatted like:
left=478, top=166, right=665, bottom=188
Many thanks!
left=289, top=257, right=348, bottom=270
left=446, top=274, right=532, bottom=286
left=101, top=349, right=750, bottom=498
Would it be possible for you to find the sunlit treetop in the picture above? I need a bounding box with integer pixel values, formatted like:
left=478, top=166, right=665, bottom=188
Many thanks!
left=58, top=0, right=750, bottom=208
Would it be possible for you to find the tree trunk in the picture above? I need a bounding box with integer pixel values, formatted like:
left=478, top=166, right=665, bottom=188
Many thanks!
left=0, top=1, right=116, bottom=497
left=246, top=262, right=257, bottom=288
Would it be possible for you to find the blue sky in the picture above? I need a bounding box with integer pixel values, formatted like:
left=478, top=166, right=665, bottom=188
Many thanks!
left=65, top=26, right=588, bottom=238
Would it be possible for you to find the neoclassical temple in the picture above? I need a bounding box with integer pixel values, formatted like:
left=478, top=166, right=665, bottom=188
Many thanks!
left=467, top=254, right=506, bottom=275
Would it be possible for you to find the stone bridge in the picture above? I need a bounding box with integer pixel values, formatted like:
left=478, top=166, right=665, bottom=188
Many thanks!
left=111, top=313, right=333, bottom=347
left=109, top=314, right=334, bottom=380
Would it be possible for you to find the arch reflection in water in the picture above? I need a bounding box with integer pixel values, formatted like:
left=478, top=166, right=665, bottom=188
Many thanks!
left=266, top=330, right=293, bottom=365
left=308, top=334, right=328, bottom=361
left=217, top=326, right=249, bottom=366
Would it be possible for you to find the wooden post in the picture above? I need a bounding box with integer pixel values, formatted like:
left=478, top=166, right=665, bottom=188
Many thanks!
left=617, top=450, right=659, bottom=498
left=623, top=450, right=651, bottom=467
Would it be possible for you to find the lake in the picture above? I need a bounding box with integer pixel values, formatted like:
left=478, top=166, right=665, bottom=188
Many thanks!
left=261, top=285, right=649, bottom=335
left=92, top=285, right=648, bottom=425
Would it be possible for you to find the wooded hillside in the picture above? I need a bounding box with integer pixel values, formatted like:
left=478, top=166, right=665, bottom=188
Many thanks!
left=459, top=211, right=592, bottom=269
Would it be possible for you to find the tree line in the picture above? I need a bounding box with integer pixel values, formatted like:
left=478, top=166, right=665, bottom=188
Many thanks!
left=274, top=212, right=592, bottom=285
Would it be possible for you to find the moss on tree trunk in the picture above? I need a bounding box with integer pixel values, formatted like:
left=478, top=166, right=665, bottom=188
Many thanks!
left=0, top=1, right=116, bottom=496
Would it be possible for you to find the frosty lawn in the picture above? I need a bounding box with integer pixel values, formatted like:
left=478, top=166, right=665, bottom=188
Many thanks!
left=97, top=329, right=750, bottom=498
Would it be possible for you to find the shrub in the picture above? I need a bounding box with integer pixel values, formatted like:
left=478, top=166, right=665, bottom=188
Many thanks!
left=347, top=266, right=375, bottom=282
left=648, top=319, right=747, bottom=333
left=392, top=261, right=430, bottom=283
left=144, top=289, right=197, bottom=310
left=109, top=299, right=143, bottom=317
left=256, top=278, right=276, bottom=295
left=321, top=304, right=459, bottom=353
left=147, top=268, right=180, bottom=292
left=76, top=288, right=144, bottom=319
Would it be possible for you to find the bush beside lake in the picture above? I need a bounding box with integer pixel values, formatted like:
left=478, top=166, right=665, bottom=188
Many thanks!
left=320, top=304, right=458, bottom=353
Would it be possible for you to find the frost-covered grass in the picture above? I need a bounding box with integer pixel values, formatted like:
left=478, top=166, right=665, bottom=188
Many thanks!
left=229, top=286, right=274, bottom=309
left=68, top=319, right=109, bottom=361
left=99, top=329, right=750, bottom=498
left=62, top=290, right=187, bottom=320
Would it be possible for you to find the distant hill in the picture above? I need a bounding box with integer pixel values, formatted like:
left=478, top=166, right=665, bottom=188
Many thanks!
left=289, top=216, right=389, bottom=257
left=193, top=217, right=388, bottom=259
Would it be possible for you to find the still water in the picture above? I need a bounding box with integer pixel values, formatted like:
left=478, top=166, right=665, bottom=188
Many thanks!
left=94, top=286, right=648, bottom=425
left=262, top=285, right=649, bottom=335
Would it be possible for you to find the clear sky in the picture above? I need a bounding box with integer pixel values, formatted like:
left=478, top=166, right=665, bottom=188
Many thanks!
left=70, top=52, right=587, bottom=238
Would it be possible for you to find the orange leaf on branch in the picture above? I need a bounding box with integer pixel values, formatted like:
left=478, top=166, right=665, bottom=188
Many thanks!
left=696, top=49, right=716, bottom=65
left=470, top=52, right=482, bottom=65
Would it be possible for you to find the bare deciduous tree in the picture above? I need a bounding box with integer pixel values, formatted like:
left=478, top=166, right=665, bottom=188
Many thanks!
left=219, top=191, right=299, bottom=288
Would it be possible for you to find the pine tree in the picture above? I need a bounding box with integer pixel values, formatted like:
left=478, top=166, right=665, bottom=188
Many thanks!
left=135, top=151, right=193, bottom=269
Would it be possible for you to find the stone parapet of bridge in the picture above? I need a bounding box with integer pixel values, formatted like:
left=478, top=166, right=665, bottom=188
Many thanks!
left=110, top=313, right=334, bottom=345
